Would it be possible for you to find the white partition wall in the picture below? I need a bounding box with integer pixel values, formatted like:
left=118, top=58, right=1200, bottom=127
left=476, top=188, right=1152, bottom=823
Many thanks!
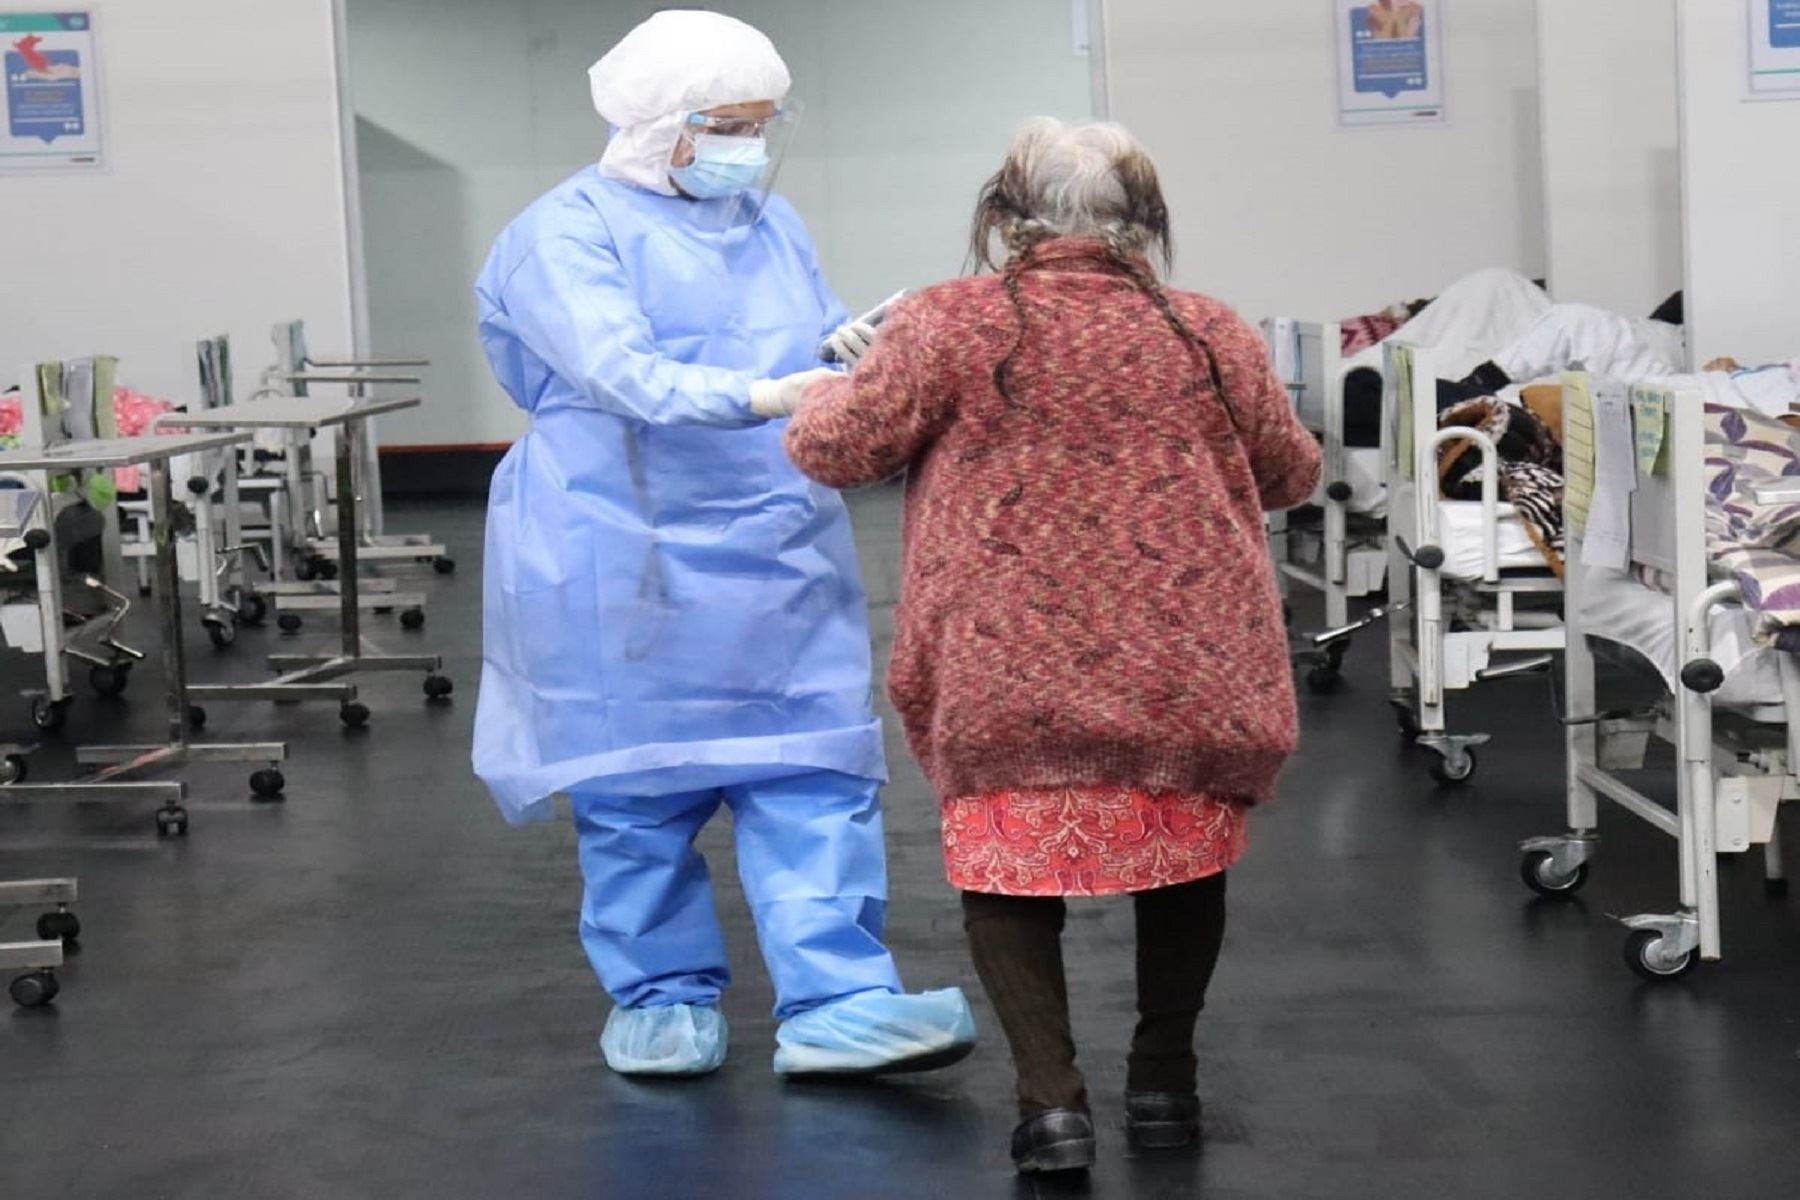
left=1536, top=0, right=1681, bottom=315
left=0, top=0, right=356, bottom=404
left=1101, top=0, right=1545, bottom=323
left=1679, top=0, right=1800, bottom=368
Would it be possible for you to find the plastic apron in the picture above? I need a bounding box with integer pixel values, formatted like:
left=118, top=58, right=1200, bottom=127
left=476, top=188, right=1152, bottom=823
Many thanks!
left=473, top=169, right=885, bottom=823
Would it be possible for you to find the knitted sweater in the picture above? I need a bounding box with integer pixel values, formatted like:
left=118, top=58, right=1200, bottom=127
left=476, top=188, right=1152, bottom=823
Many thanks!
left=785, top=239, right=1322, bottom=802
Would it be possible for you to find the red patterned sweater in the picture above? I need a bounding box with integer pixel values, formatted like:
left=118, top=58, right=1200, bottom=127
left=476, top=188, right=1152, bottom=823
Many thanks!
left=785, top=239, right=1321, bottom=807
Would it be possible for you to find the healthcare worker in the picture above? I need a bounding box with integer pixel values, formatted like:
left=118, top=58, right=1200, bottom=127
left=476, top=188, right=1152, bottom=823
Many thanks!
left=471, top=10, right=976, bottom=1079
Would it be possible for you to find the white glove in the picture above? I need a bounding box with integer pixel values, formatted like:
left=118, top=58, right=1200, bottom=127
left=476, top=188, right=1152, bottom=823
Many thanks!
left=822, top=319, right=879, bottom=367
left=749, top=367, right=840, bottom=420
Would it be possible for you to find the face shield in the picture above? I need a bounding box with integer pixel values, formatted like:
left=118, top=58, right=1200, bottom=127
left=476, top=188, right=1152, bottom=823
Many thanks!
left=668, top=101, right=801, bottom=235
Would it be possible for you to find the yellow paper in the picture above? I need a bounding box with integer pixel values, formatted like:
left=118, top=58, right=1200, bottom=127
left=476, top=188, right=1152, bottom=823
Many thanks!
left=1563, top=372, right=1596, bottom=534
left=1630, top=387, right=1668, bottom=477
left=1392, top=346, right=1416, bottom=481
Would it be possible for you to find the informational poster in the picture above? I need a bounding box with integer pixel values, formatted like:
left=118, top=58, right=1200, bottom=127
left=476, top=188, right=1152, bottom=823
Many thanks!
left=1, top=10, right=102, bottom=172
left=1335, top=0, right=1446, bottom=127
left=1750, top=0, right=1800, bottom=98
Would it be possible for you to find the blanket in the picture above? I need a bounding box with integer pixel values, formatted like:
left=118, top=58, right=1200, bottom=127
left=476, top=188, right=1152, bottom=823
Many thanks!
left=1436, top=396, right=1565, bottom=575
left=1704, top=404, right=1800, bottom=645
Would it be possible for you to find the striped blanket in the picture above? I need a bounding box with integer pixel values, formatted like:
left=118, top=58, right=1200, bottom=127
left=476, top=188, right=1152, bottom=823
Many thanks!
left=1706, top=404, right=1800, bottom=645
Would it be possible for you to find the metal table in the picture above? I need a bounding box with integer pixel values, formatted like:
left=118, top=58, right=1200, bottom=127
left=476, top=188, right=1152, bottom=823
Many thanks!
left=160, top=398, right=451, bottom=725
left=1, top=877, right=77, bottom=1007
left=0, top=433, right=285, bottom=835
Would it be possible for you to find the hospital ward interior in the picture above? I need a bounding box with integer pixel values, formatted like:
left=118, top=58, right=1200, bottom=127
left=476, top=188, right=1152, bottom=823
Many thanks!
left=8, top=0, right=1800, bottom=1196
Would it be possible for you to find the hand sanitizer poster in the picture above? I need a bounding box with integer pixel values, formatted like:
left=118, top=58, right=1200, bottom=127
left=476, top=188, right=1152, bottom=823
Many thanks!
left=1336, top=0, right=1446, bottom=127
left=2, top=11, right=103, bottom=172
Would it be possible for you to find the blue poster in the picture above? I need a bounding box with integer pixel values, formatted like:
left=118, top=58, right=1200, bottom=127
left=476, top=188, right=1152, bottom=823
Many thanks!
left=0, top=11, right=102, bottom=170
left=1336, top=0, right=1444, bottom=127
left=1773, top=0, right=1800, bottom=50
left=5, top=48, right=84, bottom=143
left=1350, top=6, right=1427, bottom=99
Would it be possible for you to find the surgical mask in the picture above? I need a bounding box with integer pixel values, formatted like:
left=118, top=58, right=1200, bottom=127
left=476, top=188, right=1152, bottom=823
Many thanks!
left=671, top=133, right=769, bottom=200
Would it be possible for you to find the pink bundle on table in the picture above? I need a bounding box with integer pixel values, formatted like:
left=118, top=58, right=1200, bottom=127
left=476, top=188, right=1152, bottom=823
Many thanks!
left=0, top=387, right=177, bottom=493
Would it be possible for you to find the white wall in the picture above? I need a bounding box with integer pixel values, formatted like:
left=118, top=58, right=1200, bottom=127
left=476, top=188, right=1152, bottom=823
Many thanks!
left=1537, top=0, right=1681, bottom=316
left=0, top=1, right=354, bottom=406
left=1678, top=0, right=1800, bottom=367
left=1102, top=0, right=1545, bottom=322
left=346, top=0, right=1093, bottom=448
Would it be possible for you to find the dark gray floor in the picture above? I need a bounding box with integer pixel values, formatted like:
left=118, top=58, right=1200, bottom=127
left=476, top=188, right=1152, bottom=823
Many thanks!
left=5, top=491, right=1800, bottom=1200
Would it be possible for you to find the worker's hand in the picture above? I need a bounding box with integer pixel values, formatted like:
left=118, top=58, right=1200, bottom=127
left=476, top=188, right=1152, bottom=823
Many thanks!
left=749, top=367, right=840, bottom=420
left=821, top=320, right=879, bottom=367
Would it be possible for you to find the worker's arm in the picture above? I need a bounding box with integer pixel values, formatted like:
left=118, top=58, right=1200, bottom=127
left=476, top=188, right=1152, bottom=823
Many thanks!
left=480, top=233, right=762, bottom=427
left=785, top=295, right=956, bottom=489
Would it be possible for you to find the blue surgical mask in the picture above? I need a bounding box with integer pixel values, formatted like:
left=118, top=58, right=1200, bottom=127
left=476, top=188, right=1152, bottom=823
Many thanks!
left=671, top=133, right=769, bottom=200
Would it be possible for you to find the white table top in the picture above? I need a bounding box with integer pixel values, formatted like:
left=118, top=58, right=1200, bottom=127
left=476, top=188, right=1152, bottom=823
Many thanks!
left=0, top=431, right=251, bottom=471
left=164, top=395, right=421, bottom=430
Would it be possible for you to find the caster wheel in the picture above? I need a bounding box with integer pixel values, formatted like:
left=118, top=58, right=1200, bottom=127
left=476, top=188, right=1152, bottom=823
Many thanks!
left=139, top=585, right=153, bottom=598
left=1392, top=702, right=1422, bottom=741
left=9, top=971, right=59, bottom=1008
left=250, top=768, right=286, bottom=799
left=1305, top=667, right=1342, bottom=696
left=1624, top=928, right=1697, bottom=982
left=188, top=705, right=207, bottom=730
left=36, top=910, right=80, bottom=942
left=278, top=613, right=304, bottom=634
left=318, top=561, right=340, bottom=582
left=1765, top=877, right=1790, bottom=899
left=1430, top=749, right=1477, bottom=785
left=1520, top=850, right=1588, bottom=899
left=156, top=806, right=190, bottom=838
left=433, top=556, right=456, bottom=575
left=423, top=674, right=454, bottom=701
left=400, top=607, right=426, bottom=631
left=0, top=754, right=25, bottom=785
left=206, top=620, right=236, bottom=650
left=89, top=663, right=130, bottom=698
left=295, top=559, right=319, bottom=583
left=238, top=593, right=268, bottom=625
left=31, top=697, right=69, bottom=733
left=339, top=702, right=371, bottom=729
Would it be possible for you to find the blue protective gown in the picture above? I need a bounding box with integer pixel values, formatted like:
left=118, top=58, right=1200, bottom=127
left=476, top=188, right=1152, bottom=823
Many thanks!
left=472, top=168, right=888, bottom=823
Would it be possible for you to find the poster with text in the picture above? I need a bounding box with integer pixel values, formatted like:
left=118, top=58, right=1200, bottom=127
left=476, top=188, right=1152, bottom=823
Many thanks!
left=1750, top=0, right=1800, bottom=98
left=1, top=10, right=101, bottom=172
left=1335, top=0, right=1445, bottom=127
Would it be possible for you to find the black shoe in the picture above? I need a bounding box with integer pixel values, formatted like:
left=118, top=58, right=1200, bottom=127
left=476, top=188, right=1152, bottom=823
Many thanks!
left=1010, top=1109, right=1096, bottom=1174
left=1455, top=360, right=1513, bottom=398
left=1125, top=1091, right=1201, bottom=1149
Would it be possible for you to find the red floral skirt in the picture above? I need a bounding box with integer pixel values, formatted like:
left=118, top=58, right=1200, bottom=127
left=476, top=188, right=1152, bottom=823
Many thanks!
left=943, top=786, right=1247, bottom=897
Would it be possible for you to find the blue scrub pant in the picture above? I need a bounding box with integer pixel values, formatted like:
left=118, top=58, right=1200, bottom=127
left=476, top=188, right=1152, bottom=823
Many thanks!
left=572, top=770, right=904, bottom=1021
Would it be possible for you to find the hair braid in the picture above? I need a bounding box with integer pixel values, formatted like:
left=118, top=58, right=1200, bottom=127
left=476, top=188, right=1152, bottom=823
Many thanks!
left=1105, top=249, right=1243, bottom=436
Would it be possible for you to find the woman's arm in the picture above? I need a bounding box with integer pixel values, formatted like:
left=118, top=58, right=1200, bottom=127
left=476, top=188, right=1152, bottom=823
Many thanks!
left=1208, top=309, right=1322, bottom=511
left=785, top=295, right=957, bottom=489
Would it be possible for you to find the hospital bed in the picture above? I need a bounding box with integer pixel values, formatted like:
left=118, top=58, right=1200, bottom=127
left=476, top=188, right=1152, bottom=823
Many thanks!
left=1264, top=319, right=1389, bottom=694
left=1383, top=342, right=1565, bottom=784
left=1520, top=378, right=1796, bottom=980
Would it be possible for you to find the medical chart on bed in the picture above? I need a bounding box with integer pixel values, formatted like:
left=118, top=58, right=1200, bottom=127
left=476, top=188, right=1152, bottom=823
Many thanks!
left=1630, top=388, right=1669, bottom=477
left=1581, top=381, right=1636, bottom=572
left=1751, top=0, right=1800, bottom=97
left=1563, top=374, right=1597, bottom=535
left=1334, top=0, right=1446, bottom=127
left=0, top=11, right=101, bottom=173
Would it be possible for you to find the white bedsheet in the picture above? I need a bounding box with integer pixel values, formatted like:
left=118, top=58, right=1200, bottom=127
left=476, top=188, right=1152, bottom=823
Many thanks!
left=1346, top=268, right=1552, bottom=380
left=1392, top=494, right=1549, bottom=580
left=1577, top=566, right=1782, bottom=705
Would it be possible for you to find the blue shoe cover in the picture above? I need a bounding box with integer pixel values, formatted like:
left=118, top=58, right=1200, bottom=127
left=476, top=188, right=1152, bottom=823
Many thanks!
left=773, top=987, right=977, bottom=1076
left=600, top=1003, right=728, bottom=1077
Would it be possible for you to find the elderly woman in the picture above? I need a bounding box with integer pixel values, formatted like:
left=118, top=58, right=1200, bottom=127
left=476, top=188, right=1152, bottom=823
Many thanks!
left=783, top=120, right=1320, bottom=1174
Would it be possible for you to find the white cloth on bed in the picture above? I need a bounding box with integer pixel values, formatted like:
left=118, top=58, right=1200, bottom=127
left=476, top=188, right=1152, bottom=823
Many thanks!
left=1577, top=565, right=1780, bottom=705
left=1495, top=303, right=1686, bottom=388
left=1346, top=267, right=1551, bottom=378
